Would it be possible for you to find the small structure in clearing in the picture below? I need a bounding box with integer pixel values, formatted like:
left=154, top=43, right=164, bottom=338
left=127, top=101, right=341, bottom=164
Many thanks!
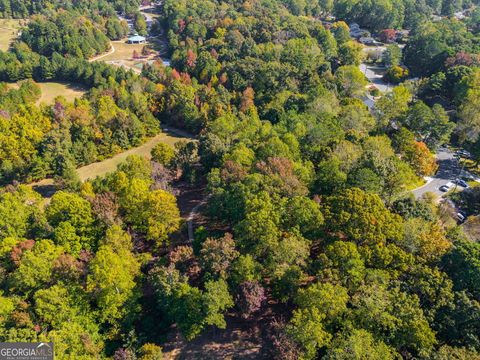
left=127, top=35, right=146, bottom=44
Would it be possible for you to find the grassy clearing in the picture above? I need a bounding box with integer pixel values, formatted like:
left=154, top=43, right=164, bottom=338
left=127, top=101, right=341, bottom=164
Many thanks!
left=36, top=82, right=87, bottom=104
left=29, top=129, right=193, bottom=197
left=0, top=19, right=23, bottom=51
left=7, top=81, right=87, bottom=104
left=405, top=176, right=426, bottom=191
left=77, top=130, right=193, bottom=181
left=101, top=41, right=147, bottom=62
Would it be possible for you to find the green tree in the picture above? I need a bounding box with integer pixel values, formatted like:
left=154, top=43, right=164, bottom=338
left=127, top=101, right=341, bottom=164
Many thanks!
left=322, top=188, right=403, bottom=246
left=199, top=233, right=239, bottom=279
left=87, top=241, right=141, bottom=323
left=338, top=41, right=364, bottom=66
left=202, top=279, right=234, bottom=329
left=338, top=98, right=376, bottom=139
left=375, top=85, right=412, bottom=129
left=335, top=65, right=368, bottom=97
left=319, top=241, right=366, bottom=289
left=295, top=282, right=349, bottom=320
left=442, top=240, right=480, bottom=299
left=46, top=191, right=96, bottom=255
left=151, top=143, right=175, bottom=167
left=383, top=44, right=402, bottom=67
left=134, top=12, right=148, bottom=36
left=324, top=329, right=397, bottom=359
left=286, top=307, right=332, bottom=360
left=10, top=240, right=63, bottom=293
left=352, top=282, right=437, bottom=357
left=138, top=343, right=163, bottom=360
left=0, top=186, right=43, bottom=239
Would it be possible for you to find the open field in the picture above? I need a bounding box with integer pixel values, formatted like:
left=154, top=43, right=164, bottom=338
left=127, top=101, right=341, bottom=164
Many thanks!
left=0, top=19, right=23, bottom=51
left=94, top=40, right=161, bottom=73
left=77, top=129, right=193, bottom=181
left=36, top=82, right=87, bottom=104
left=7, top=81, right=87, bottom=104
left=100, top=40, right=147, bottom=62
left=30, top=128, right=194, bottom=196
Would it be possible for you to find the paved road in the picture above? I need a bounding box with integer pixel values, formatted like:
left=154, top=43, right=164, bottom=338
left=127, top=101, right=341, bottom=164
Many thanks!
left=412, top=149, right=461, bottom=199
left=359, top=63, right=391, bottom=93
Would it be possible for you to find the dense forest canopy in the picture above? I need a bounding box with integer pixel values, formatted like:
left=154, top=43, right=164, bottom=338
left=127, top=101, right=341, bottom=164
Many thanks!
left=0, top=0, right=479, bottom=359
left=0, top=0, right=140, bottom=18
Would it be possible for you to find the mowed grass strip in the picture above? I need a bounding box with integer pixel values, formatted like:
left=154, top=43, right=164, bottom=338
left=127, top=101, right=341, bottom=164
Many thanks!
left=36, top=82, right=87, bottom=104
left=77, top=131, right=193, bottom=181
left=30, top=130, right=193, bottom=197
left=100, top=41, right=146, bottom=62
left=0, top=19, right=23, bottom=51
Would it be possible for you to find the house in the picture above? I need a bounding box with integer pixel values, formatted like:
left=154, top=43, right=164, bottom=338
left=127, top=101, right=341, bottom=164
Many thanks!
left=349, top=23, right=360, bottom=31
left=359, top=37, right=377, bottom=45
left=349, top=23, right=371, bottom=39
left=127, top=35, right=146, bottom=44
left=454, top=11, right=466, bottom=20
left=395, top=29, right=409, bottom=41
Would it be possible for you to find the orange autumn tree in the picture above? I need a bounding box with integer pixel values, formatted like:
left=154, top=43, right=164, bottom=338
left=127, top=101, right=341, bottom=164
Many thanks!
left=405, top=141, right=438, bottom=177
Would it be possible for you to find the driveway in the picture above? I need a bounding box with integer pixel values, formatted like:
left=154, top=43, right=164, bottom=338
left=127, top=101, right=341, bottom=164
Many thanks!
left=412, top=149, right=461, bottom=199
left=359, top=63, right=391, bottom=93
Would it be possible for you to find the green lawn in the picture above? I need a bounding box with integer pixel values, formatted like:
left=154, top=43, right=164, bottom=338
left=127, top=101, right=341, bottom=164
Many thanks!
left=36, top=82, right=87, bottom=104
left=30, top=129, right=194, bottom=197
left=0, top=19, right=23, bottom=51
left=77, top=131, right=193, bottom=181
left=100, top=41, right=148, bottom=62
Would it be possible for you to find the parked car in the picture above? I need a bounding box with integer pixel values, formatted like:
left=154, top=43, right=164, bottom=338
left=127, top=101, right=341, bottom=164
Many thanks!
left=454, top=179, right=469, bottom=188
left=457, top=211, right=467, bottom=223
left=456, top=149, right=472, bottom=158
left=439, top=185, right=450, bottom=192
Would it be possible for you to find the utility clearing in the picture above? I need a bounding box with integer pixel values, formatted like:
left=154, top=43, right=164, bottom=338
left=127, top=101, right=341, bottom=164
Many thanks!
left=0, top=19, right=23, bottom=51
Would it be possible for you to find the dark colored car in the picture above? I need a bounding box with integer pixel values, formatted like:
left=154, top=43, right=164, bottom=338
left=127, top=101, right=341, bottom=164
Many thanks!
left=454, top=179, right=469, bottom=188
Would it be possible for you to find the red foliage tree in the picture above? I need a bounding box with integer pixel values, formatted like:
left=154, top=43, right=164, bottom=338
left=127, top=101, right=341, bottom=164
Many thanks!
left=219, top=72, right=228, bottom=85
left=171, top=69, right=181, bottom=80
left=178, top=19, right=186, bottom=32
left=379, top=29, right=396, bottom=43
left=90, top=192, right=121, bottom=226
left=256, top=157, right=308, bottom=197
left=236, top=281, right=266, bottom=319
left=11, top=240, right=35, bottom=266
left=240, top=86, right=255, bottom=112
left=186, top=49, right=197, bottom=68
left=210, top=48, right=219, bottom=59
left=445, top=51, right=479, bottom=68
left=52, top=253, right=84, bottom=281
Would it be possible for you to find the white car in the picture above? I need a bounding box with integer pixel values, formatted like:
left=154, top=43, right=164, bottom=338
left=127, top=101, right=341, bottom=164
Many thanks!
left=439, top=182, right=454, bottom=192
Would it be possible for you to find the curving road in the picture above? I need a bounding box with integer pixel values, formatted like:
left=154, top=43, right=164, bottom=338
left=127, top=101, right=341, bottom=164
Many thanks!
left=359, top=63, right=391, bottom=93
left=89, top=44, right=115, bottom=62
left=186, top=195, right=210, bottom=242
left=412, top=149, right=461, bottom=199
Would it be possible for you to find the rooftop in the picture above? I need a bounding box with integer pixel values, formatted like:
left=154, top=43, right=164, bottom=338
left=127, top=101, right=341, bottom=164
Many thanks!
left=128, top=35, right=146, bottom=41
